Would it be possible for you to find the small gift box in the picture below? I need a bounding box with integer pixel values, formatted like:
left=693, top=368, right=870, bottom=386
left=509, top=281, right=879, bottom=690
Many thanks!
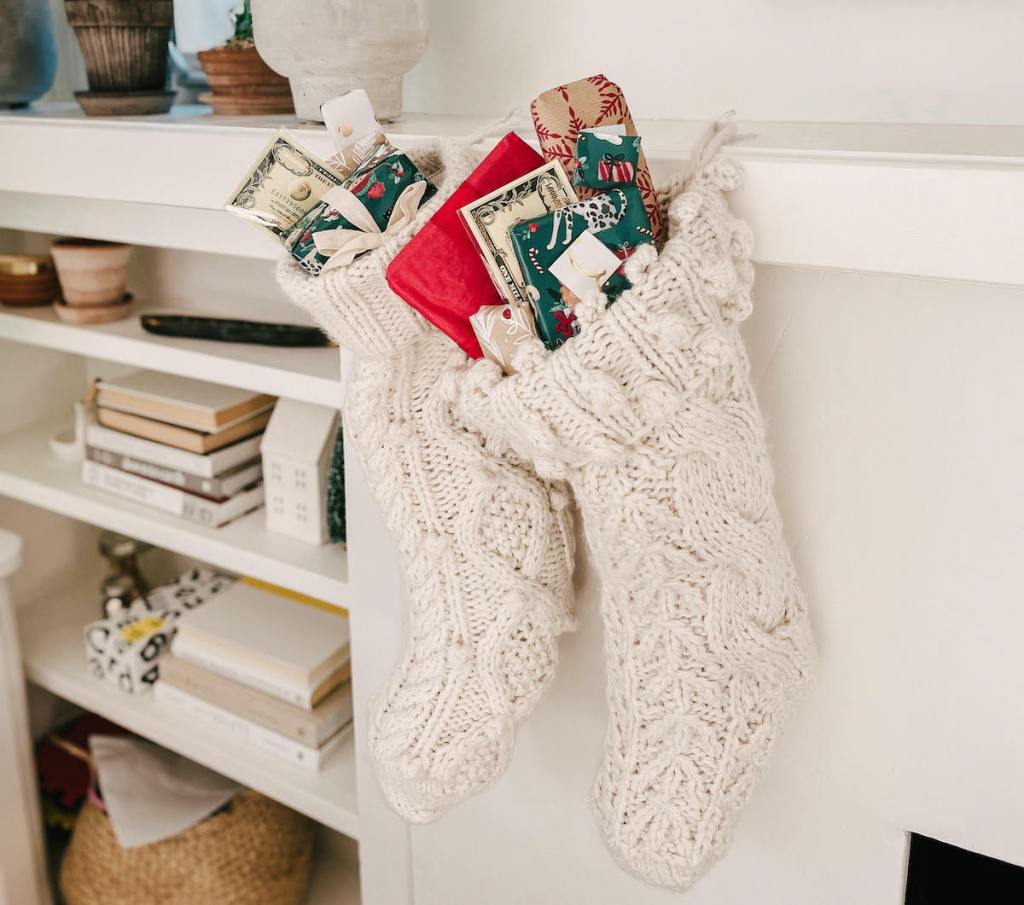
left=83, top=568, right=232, bottom=694
left=509, top=185, right=654, bottom=350
left=286, top=152, right=436, bottom=276
left=469, top=301, right=539, bottom=374
left=531, top=74, right=664, bottom=243
left=574, top=132, right=641, bottom=190
left=84, top=605, right=175, bottom=694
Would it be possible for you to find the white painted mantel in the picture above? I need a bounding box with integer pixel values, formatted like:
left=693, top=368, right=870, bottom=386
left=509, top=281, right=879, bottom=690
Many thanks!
left=0, top=106, right=1021, bottom=905
left=1, top=107, right=1022, bottom=286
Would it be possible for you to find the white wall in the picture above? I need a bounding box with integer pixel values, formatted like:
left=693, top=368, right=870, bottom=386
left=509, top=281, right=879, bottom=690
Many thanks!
left=41, top=0, right=1024, bottom=125
left=403, top=0, right=1024, bottom=124
left=410, top=264, right=1024, bottom=905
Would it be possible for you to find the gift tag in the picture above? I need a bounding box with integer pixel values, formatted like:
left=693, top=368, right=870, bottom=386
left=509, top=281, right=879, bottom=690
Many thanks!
left=321, top=90, right=380, bottom=154
left=582, top=124, right=627, bottom=137
left=549, top=231, right=623, bottom=301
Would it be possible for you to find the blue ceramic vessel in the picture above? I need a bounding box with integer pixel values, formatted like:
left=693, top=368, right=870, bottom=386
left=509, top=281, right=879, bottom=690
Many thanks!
left=0, top=0, right=58, bottom=107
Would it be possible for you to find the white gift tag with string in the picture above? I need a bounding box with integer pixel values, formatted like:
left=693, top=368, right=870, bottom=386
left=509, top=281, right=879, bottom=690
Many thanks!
left=549, top=231, right=623, bottom=301
left=321, top=90, right=379, bottom=154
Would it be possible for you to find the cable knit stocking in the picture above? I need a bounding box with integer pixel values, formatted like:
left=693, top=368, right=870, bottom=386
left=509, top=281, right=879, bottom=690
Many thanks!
left=276, top=138, right=576, bottom=822
left=459, top=123, right=815, bottom=890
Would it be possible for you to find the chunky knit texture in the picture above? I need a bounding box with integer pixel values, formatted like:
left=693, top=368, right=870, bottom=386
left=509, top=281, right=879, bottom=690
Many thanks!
left=276, top=137, right=576, bottom=822
left=459, top=123, right=815, bottom=891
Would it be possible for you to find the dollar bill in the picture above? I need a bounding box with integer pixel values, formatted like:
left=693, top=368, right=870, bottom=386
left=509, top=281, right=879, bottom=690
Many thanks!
left=459, top=160, right=576, bottom=305
left=226, top=130, right=344, bottom=239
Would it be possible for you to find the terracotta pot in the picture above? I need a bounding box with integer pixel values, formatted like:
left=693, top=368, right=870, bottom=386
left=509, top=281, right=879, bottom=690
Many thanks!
left=64, top=0, right=173, bottom=92
left=197, top=45, right=294, bottom=115
left=51, top=240, right=131, bottom=307
left=197, top=46, right=290, bottom=96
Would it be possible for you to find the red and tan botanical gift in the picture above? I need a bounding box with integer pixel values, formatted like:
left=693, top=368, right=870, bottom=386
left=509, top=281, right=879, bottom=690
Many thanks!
left=530, top=74, right=664, bottom=242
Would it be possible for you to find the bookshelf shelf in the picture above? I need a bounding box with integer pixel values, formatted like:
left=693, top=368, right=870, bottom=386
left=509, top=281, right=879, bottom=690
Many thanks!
left=0, top=303, right=343, bottom=409
left=0, top=418, right=349, bottom=605
left=18, top=578, right=360, bottom=841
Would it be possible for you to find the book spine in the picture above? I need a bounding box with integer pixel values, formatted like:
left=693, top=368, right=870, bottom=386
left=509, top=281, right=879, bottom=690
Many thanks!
left=160, top=668, right=335, bottom=746
left=85, top=424, right=216, bottom=477
left=82, top=459, right=186, bottom=515
left=86, top=446, right=228, bottom=499
left=82, top=461, right=234, bottom=526
left=171, top=642, right=314, bottom=709
left=155, top=682, right=323, bottom=770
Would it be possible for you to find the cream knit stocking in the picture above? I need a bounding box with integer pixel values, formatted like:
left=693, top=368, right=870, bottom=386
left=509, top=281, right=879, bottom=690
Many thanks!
left=459, top=123, right=815, bottom=890
left=276, top=139, right=576, bottom=822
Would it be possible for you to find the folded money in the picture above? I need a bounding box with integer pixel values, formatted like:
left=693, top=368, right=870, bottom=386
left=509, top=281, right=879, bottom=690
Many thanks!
left=458, top=160, right=576, bottom=307
left=225, top=130, right=344, bottom=240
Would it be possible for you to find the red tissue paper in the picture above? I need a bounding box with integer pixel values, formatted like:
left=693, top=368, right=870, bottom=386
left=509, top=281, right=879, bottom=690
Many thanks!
left=386, top=132, right=543, bottom=359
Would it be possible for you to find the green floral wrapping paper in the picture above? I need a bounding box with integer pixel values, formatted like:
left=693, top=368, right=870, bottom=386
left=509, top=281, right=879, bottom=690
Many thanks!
left=573, top=132, right=642, bottom=190
left=508, top=185, right=654, bottom=349
left=286, top=152, right=436, bottom=276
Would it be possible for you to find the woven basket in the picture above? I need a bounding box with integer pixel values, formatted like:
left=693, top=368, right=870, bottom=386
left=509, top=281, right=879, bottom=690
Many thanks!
left=57, top=736, right=315, bottom=905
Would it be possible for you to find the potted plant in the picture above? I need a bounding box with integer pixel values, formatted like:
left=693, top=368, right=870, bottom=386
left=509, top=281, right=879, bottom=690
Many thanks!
left=64, top=0, right=175, bottom=115
left=196, top=0, right=293, bottom=115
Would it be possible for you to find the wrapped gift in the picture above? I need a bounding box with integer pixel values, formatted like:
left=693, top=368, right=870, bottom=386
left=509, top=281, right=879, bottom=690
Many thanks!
left=469, top=301, right=539, bottom=374
left=530, top=74, right=664, bottom=243
left=83, top=604, right=174, bottom=694
left=82, top=568, right=232, bottom=694
left=286, top=152, right=436, bottom=276
left=509, top=185, right=654, bottom=349
left=386, top=132, right=546, bottom=358
left=574, top=131, right=641, bottom=189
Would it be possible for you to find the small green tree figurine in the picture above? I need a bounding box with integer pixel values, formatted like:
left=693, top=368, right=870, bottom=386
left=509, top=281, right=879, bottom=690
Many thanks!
left=226, top=0, right=255, bottom=48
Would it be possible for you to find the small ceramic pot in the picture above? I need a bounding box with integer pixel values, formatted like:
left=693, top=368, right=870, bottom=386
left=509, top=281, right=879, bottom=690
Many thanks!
left=51, top=240, right=131, bottom=306
left=196, top=45, right=294, bottom=115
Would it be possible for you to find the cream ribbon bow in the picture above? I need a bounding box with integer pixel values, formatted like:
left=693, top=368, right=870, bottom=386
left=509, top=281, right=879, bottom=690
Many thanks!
left=313, top=180, right=428, bottom=273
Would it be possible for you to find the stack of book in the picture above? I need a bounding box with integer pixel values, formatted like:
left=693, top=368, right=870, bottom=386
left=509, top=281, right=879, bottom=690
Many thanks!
left=155, top=579, right=352, bottom=771
left=82, top=371, right=275, bottom=528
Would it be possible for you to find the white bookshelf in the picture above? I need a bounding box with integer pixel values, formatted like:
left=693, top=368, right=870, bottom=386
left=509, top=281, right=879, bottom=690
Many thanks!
left=18, top=577, right=360, bottom=839
left=0, top=303, right=343, bottom=409
left=0, top=418, right=348, bottom=604
left=2, top=103, right=1018, bottom=905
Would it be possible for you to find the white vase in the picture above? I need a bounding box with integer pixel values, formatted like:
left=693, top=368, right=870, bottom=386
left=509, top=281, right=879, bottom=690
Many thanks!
left=251, top=0, right=428, bottom=122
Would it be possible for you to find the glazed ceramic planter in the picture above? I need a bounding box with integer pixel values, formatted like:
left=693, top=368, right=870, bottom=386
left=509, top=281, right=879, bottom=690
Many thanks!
left=51, top=240, right=132, bottom=306
left=250, top=0, right=428, bottom=121
left=0, top=0, right=58, bottom=107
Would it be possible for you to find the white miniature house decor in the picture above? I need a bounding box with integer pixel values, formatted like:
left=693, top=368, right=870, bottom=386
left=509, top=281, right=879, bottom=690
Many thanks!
left=260, top=399, right=338, bottom=545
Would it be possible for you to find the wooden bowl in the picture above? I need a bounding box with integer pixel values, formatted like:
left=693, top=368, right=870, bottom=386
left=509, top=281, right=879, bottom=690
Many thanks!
left=0, top=259, right=60, bottom=307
